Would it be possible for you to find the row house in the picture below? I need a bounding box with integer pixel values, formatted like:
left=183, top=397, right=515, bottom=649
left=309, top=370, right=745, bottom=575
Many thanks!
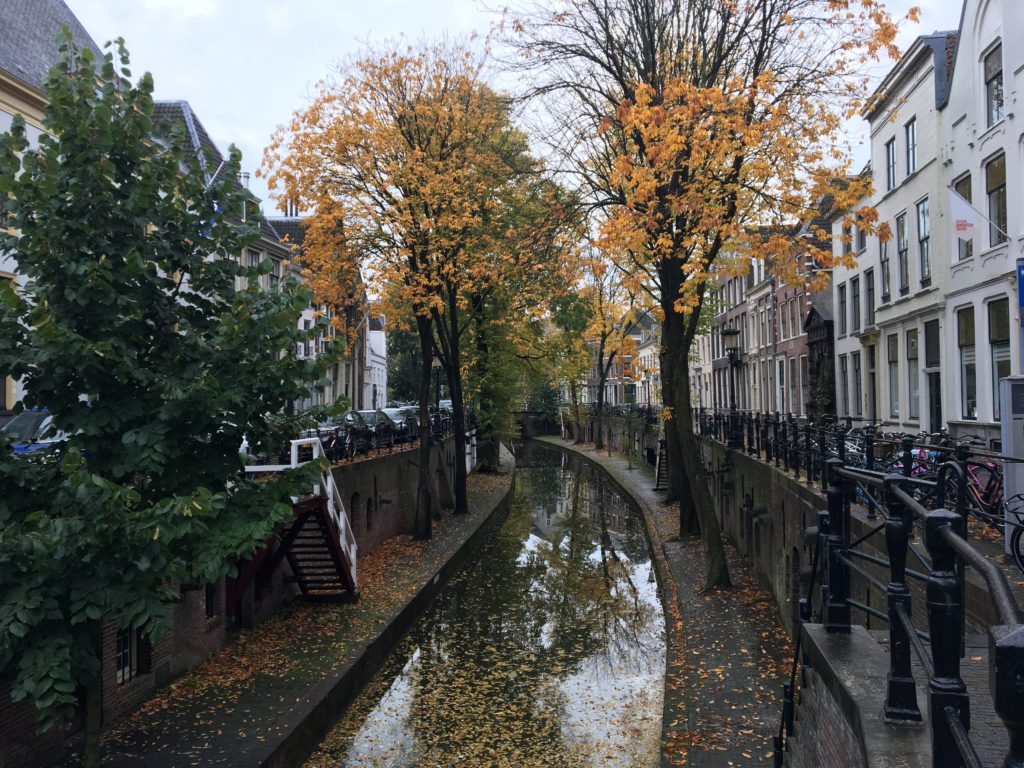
left=832, top=1, right=1021, bottom=446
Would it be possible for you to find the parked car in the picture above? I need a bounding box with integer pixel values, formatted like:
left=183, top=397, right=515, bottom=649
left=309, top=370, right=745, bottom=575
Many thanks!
left=382, top=407, right=413, bottom=443
left=358, top=409, right=395, bottom=450
left=1, top=409, right=67, bottom=455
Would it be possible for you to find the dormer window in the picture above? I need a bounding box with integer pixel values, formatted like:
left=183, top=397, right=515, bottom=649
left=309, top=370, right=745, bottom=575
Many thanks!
left=985, top=44, right=1004, bottom=127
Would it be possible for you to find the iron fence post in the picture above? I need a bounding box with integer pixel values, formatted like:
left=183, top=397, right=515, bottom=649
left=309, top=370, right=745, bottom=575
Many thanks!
left=817, top=509, right=830, bottom=627
left=804, top=422, right=814, bottom=486
left=792, top=420, right=801, bottom=481
left=924, top=509, right=970, bottom=767
left=990, top=623, right=1024, bottom=768
left=883, top=477, right=922, bottom=722
left=901, top=435, right=914, bottom=481
left=747, top=411, right=755, bottom=455
left=825, top=458, right=850, bottom=633
left=865, top=427, right=877, bottom=520
left=780, top=416, right=788, bottom=471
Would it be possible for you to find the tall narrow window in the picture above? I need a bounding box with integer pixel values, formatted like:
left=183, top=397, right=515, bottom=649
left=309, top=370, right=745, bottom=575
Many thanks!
left=842, top=224, right=852, bottom=255
left=907, top=329, right=919, bottom=420
left=885, top=138, right=897, bottom=190
left=790, top=300, right=798, bottom=337
left=116, top=627, right=137, bottom=685
left=958, top=307, right=977, bottom=420
left=789, top=357, right=798, bottom=417
left=856, top=226, right=867, bottom=253
left=924, top=320, right=940, bottom=368
left=896, top=214, right=909, bottom=294
left=865, top=268, right=876, bottom=326
left=839, top=355, right=849, bottom=416
left=985, top=44, right=1004, bottom=127
left=986, top=153, right=1007, bottom=246
left=888, top=334, right=900, bottom=419
left=905, top=118, right=917, bottom=175
left=838, top=284, right=847, bottom=335
left=954, top=174, right=973, bottom=260
left=852, top=352, right=863, bottom=417
left=880, top=241, right=891, bottom=300
left=916, top=198, right=931, bottom=285
left=800, top=356, right=809, bottom=418
left=990, top=299, right=1011, bottom=419
left=851, top=277, right=861, bottom=331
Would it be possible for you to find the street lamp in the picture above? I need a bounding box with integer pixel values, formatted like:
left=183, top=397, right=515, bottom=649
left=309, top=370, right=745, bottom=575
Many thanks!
left=721, top=326, right=742, bottom=449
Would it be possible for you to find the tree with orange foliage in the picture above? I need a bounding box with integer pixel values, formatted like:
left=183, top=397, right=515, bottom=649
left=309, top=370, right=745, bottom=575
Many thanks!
left=506, top=0, right=913, bottom=587
left=264, top=41, right=573, bottom=537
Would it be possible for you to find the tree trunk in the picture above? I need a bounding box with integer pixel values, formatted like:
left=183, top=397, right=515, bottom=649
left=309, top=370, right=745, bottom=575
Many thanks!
left=673, top=359, right=731, bottom=589
left=414, top=315, right=434, bottom=539
left=660, top=315, right=697, bottom=532
left=444, top=299, right=469, bottom=516
left=83, top=624, right=102, bottom=768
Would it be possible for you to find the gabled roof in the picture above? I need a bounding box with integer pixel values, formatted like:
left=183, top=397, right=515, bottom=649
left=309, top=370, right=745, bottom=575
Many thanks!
left=0, top=0, right=101, bottom=94
left=153, top=101, right=226, bottom=185
left=267, top=217, right=307, bottom=248
left=864, top=31, right=958, bottom=121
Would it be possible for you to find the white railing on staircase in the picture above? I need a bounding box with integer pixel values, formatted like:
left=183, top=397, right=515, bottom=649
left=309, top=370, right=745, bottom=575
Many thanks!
left=244, top=437, right=357, bottom=591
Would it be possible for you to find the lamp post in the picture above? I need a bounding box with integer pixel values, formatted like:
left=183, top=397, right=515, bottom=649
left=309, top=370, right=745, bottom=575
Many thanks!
left=721, top=326, right=742, bottom=449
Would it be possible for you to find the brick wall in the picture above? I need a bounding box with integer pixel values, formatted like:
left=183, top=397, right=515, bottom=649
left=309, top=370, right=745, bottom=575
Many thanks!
left=786, top=664, right=862, bottom=768
left=2, top=440, right=457, bottom=766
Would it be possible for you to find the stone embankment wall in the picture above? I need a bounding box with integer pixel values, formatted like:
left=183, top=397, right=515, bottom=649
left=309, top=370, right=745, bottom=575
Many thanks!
left=0, top=437, right=459, bottom=768
left=697, top=438, right=985, bottom=767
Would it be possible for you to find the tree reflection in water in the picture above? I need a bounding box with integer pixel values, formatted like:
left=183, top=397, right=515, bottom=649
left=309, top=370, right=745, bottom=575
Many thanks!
left=306, top=442, right=664, bottom=768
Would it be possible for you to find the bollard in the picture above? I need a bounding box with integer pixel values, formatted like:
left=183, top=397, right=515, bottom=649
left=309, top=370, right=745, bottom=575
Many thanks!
left=924, top=508, right=970, bottom=765
left=747, top=411, right=755, bottom=455
left=883, top=477, right=922, bottom=722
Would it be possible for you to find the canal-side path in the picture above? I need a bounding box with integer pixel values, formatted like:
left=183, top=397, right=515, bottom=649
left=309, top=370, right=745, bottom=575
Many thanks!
left=539, top=438, right=792, bottom=767
left=64, top=458, right=516, bottom=768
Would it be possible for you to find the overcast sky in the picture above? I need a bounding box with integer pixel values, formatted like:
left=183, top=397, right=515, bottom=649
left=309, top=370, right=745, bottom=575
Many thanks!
left=65, top=0, right=964, bottom=214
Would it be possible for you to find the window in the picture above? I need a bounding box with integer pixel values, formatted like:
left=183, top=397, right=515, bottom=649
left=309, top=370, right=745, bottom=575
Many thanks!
left=958, top=307, right=977, bottom=420
left=954, top=174, right=973, bottom=261
left=838, top=284, right=847, bottom=335
left=905, top=118, right=917, bottom=175
left=985, top=44, right=1004, bottom=127
left=852, top=352, right=863, bottom=417
left=896, top=214, right=909, bottom=294
left=924, top=319, right=940, bottom=368
left=778, top=359, right=786, bottom=413
left=856, top=226, right=867, bottom=253
left=916, top=198, right=931, bottom=285
left=839, top=355, right=849, bottom=416
left=270, top=259, right=281, bottom=290
left=990, top=299, right=1011, bottom=419
left=789, top=357, right=798, bottom=417
left=880, top=241, right=891, bottom=300
left=986, top=153, right=1007, bottom=246
left=907, top=329, right=919, bottom=420
left=205, top=582, right=219, bottom=620
left=116, top=627, right=137, bottom=685
left=800, top=356, right=809, bottom=417
left=865, top=269, right=875, bottom=326
left=789, top=300, right=798, bottom=337
left=885, top=138, right=897, bottom=190
left=887, top=334, right=899, bottom=419
left=842, top=224, right=852, bottom=255
left=851, top=277, right=861, bottom=331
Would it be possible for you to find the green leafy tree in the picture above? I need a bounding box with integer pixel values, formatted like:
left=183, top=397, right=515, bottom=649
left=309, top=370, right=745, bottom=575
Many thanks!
left=0, top=37, right=323, bottom=765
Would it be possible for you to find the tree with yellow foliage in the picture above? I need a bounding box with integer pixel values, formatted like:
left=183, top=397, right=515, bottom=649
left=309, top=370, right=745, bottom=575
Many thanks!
left=264, top=41, right=575, bottom=537
left=506, top=0, right=912, bottom=587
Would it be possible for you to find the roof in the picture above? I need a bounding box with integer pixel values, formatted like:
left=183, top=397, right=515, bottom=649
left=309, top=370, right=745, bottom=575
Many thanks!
left=0, top=0, right=101, bottom=94
left=864, top=32, right=958, bottom=120
left=267, top=217, right=307, bottom=248
left=153, top=101, right=226, bottom=185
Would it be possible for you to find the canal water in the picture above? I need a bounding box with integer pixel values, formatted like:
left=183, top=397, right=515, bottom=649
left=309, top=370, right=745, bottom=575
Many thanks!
left=308, top=441, right=665, bottom=768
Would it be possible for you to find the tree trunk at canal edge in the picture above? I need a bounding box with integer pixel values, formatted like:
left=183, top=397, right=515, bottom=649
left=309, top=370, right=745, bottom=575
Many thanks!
left=414, top=314, right=434, bottom=539
left=661, top=303, right=731, bottom=588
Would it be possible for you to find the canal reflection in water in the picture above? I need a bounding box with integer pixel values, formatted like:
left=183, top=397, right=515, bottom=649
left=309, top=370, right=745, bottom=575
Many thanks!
left=310, top=441, right=665, bottom=768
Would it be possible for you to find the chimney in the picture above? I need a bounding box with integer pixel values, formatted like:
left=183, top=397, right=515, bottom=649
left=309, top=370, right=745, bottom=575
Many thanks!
left=241, top=171, right=251, bottom=189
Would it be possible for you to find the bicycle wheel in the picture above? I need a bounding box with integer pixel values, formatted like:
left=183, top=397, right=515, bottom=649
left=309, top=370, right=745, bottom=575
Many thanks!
left=1011, top=525, right=1024, bottom=575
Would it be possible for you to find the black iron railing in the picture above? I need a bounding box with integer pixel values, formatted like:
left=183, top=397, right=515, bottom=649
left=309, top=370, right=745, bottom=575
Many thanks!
left=694, top=408, right=1024, bottom=767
